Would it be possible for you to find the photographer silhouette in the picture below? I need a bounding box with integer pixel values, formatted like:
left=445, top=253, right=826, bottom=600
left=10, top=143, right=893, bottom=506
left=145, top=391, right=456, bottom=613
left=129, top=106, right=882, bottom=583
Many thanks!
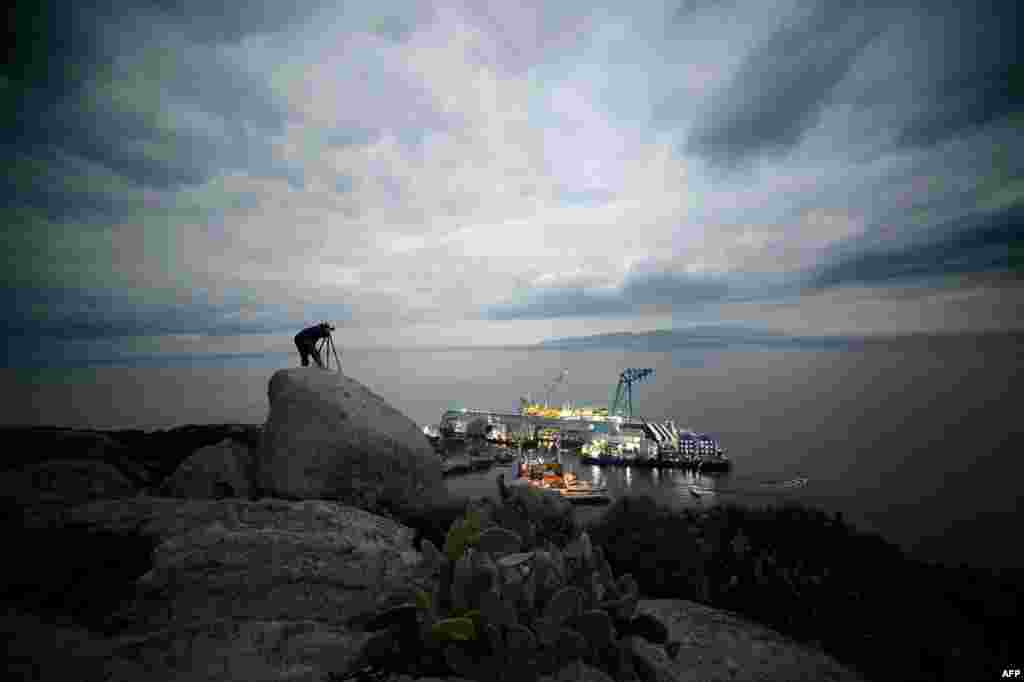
left=294, top=322, right=336, bottom=369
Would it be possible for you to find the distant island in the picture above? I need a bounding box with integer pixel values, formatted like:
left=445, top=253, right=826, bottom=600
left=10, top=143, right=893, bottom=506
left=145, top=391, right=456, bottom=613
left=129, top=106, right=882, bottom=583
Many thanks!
left=537, top=325, right=866, bottom=350
left=537, top=325, right=1018, bottom=351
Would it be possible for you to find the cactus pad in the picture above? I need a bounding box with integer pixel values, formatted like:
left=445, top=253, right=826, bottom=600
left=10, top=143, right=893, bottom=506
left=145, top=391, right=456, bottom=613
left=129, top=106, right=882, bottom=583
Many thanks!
left=477, top=526, right=523, bottom=558
left=545, top=586, right=585, bottom=626
left=431, top=616, right=477, bottom=641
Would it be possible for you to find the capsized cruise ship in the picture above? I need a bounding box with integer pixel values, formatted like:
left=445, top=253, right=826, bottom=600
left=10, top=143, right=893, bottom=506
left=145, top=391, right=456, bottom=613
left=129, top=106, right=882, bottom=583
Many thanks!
left=436, top=368, right=728, bottom=468
left=437, top=401, right=728, bottom=469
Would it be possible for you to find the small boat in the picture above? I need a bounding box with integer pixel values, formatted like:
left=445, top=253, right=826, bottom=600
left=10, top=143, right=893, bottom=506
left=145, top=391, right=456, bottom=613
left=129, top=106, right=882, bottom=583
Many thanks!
left=690, top=454, right=732, bottom=471
left=529, top=479, right=611, bottom=505
left=469, top=452, right=494, bottom=471
left=688, top=483, right=719, bottom=498
left=518, top=466, right=611, bottom=504
left=759, top=476, right=809, bottom=489
left=560, top=472, right=607, bottom=493
left=560, top=491, right=612, bottom=505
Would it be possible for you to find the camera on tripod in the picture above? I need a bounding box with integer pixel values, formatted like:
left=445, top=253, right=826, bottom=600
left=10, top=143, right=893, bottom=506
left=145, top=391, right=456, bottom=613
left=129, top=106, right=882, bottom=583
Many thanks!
left=315, top=323, right=341, bottom=371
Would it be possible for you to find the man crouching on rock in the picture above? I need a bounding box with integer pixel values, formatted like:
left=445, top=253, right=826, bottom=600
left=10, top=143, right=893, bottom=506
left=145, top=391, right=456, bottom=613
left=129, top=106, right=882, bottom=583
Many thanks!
left=294, top=322, right=334, bottom=368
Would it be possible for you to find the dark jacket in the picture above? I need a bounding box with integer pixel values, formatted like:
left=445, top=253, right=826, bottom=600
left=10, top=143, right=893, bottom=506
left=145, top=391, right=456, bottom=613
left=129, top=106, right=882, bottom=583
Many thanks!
left=295, top=323, right=332, bottom=345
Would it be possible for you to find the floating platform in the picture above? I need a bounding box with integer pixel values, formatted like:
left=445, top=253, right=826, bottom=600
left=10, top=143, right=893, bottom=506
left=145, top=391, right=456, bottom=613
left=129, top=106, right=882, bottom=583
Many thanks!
left=437, top=407, right=728, bottom=466
left=578, top=452, right=731, bottom=471
left=510, top=476, right=612, bottom=505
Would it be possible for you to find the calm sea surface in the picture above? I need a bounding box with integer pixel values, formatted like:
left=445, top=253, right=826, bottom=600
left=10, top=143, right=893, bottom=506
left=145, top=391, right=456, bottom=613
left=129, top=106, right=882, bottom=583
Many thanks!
left=3, top=335, right=1021, bottom=570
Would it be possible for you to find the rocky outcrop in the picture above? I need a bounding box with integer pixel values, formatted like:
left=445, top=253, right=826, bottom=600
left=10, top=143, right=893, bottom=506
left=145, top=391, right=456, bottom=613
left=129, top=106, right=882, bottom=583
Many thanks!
left=258, top=369, right=447, bottom=514
left=0, top=423, right=264, bottom=493
left=164, top=437, right=255, bottom=499
left=16, top=497, right=423, bottom=681
left=0, top=428, right=141, bottom=516
left=0, top=424, right=269, bottom=531
left=635, top=599, right=866, bottom=681
left=1, top=458, right=136, bottom=506
left=0, top=427, right=127, bottom=470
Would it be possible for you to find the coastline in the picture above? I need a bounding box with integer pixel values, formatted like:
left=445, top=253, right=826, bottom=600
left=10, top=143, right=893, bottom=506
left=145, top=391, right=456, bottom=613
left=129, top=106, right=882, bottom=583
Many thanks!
left=3, top=423, right=1020, bottom=681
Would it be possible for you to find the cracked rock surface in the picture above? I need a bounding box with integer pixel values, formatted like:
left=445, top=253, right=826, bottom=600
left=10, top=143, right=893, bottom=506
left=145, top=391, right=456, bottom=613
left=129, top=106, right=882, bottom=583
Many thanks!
left=636, top=599, right=867, bottom=682
left=11, top=497, right=422, bottom=682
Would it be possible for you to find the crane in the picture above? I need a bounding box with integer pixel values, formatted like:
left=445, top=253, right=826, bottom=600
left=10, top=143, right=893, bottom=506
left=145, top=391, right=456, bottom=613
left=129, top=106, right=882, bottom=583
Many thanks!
left=609, top=368, right=654, bottom=419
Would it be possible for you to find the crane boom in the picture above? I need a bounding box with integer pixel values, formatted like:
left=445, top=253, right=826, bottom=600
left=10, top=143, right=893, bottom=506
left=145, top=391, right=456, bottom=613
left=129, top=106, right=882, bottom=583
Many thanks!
left=610, top=368, right=654, bottom=418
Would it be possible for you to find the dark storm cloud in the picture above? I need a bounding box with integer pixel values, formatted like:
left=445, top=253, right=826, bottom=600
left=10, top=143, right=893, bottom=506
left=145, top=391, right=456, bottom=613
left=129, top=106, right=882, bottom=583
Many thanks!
left=893, top=2, right=1023, bottom=149
left=3, top=0, right=313, bottom=116
left=620, top=270, right=731, bottom=306
left=3, top=2, right=112, bottom=104
left=811, top=204, right=1024, bottom=288
left=483, top=270, right=734, bottom=320
left=681, top=1, right=1023, bottom=166
left=0, top=286, right=353, bottom=340
left=143, top=0, right=333, bottom=45
left=683, top=1, right=887, bottom=166
left=2, top=0, right=314, bottom=204
left=483, top=288, right=634, bottom=320
left=2, top=110, right=291, bottom=224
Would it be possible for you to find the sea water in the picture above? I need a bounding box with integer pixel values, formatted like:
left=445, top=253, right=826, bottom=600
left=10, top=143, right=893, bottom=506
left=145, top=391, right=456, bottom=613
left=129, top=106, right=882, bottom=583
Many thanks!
left=2, top=334, right=1021, bottom=569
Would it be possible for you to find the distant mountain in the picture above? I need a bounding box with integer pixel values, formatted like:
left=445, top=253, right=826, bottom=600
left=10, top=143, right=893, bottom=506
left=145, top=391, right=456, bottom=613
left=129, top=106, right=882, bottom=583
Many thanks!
left=537, top=325, right=867, bottom=350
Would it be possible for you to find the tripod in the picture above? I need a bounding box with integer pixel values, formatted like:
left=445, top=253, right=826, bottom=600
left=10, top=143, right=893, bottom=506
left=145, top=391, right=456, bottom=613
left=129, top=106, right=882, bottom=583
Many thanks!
left=316, top=332, right=342, bottom=372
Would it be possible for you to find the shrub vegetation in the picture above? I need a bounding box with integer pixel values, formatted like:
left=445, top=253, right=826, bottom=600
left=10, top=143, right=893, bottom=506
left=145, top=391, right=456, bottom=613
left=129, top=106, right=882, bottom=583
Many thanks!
left=585, top=493, right=1022, bottom=682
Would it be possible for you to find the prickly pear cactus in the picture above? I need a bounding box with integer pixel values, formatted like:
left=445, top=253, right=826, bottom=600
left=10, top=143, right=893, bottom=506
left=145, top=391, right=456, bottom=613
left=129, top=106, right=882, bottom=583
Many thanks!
left=352, top=502, right=678, bottom=682
left=477, top=526, right=523, bottom=558
left=445, top=509, right=484, bottom=561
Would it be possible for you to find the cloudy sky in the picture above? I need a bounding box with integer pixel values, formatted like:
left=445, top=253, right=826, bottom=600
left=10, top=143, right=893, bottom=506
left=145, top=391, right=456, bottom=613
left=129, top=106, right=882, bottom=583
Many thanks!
left=2, top=0, right=1022, bottom=351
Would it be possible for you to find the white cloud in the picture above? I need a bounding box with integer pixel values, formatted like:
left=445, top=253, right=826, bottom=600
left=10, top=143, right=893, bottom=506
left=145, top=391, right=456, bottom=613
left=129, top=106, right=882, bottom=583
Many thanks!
left=18, top=0, right=1020, bottom=342
left=180, top=3, right=1017, bottom=336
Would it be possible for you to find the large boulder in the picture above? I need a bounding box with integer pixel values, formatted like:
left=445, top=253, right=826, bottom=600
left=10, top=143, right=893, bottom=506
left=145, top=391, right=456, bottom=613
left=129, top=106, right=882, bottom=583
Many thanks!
left=635, top=599, right=866, bottom=681
left=257, top=369, right=447, bottom=514
left=16, top=497, right=423, bottom=681
left=164, top=437, right=255, bottom=499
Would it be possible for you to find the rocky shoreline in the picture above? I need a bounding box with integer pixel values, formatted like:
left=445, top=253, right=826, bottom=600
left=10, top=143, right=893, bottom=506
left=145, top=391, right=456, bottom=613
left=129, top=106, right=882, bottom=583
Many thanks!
left=585, top=496, right=1022, bottom=682
left=2, top=369, right=1018, bottom=681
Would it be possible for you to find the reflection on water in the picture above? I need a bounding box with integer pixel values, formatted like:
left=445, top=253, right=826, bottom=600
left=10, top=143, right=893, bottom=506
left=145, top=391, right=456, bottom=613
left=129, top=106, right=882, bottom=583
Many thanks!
left=443, top=448, right=806, bottom=525
left=8, top=336, right=1020, bottom=569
